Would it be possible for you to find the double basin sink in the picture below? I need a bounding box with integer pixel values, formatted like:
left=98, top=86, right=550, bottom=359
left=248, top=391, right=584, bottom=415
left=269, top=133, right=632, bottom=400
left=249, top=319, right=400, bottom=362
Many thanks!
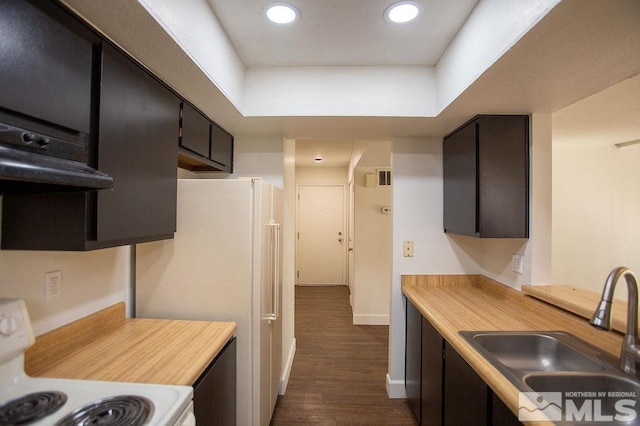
left=460, top=331, right=640, bottom=424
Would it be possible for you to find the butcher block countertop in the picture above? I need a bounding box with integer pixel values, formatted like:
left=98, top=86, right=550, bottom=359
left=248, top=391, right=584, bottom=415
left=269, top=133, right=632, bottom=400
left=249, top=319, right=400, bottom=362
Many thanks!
left=402, top=275, right=625, bottom=424
left=25, top=302, right=236, bottom=386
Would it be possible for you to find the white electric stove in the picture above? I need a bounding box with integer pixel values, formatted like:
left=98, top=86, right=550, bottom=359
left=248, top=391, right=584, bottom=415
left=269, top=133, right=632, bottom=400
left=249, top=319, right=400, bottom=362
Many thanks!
left=0, top=298, right=195, bottom=425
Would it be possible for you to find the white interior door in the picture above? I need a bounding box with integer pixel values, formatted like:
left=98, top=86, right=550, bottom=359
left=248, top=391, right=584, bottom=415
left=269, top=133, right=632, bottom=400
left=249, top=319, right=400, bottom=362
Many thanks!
left=297, top=185, right=345, bottom=285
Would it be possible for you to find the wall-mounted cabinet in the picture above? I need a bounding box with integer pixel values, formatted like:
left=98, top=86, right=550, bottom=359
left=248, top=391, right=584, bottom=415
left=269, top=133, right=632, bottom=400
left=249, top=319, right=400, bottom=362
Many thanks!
left=178, top=103, right=233, bottom=173
left=209, top=122, right=233, bottom=172
left=0, top=0, right=93, bottom=135
left=443, top=115, right=529, bottom=238
left=1, top=0, right=235, bottom=251
left=1, top=42, right=178, bottom=250
left=180, top=102, right=210, bottom=158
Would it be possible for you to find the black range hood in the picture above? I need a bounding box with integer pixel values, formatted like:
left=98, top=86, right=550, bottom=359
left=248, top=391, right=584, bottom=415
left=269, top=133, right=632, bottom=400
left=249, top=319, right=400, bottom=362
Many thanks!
left=0, top=121, right=113, bottom=193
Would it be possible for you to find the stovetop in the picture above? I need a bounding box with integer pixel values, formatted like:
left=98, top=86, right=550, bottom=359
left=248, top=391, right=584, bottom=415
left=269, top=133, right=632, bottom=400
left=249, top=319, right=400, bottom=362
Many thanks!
left=0, top=299, right=193, bottom=426
left=0, top=372, right=193, bottom=425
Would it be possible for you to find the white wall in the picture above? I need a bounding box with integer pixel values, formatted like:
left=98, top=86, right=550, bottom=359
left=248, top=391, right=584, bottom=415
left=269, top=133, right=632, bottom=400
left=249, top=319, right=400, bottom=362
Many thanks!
left=388, top=137, right=479, bottom=396
left=387, top=116, right=553, bottom=396
left=280, top=138, right=297, bottom=394
left=553, top=143, right=640, bottom=300
left=352, top=167, right=392, bottom=325
left=196, top=136, right=285, bottom=188
left=0, top=245, right=130, bottom=335
left=137, top=0, right=245, bottom=109
left=245, top=66, right=436, bottom=117
left=296, top=167, right=348, bottom=184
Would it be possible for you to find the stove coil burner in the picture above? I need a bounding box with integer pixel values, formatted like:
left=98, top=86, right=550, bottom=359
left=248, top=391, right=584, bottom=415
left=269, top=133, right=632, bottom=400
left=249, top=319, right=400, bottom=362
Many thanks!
left=0, top=391, right=68, bottom=425
left=55, top=395, right=154, bottom=426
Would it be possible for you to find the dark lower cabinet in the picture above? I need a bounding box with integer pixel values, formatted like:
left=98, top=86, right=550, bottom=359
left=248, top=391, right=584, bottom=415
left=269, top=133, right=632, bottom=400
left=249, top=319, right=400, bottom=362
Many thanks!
left=193, top=337, right=237, bottom=426
left=491, top=393, right=523, bottom=426
left=422, top=319, right=444, bottom=426
left=444, top=342, right=488, bottom=426
left=406, top=300, right=422, bottom=422
left=405, top=298, right=521, bottom=426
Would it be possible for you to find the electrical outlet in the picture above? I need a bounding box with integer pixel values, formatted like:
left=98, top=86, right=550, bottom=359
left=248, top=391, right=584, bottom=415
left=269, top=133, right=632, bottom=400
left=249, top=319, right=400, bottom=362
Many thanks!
left=511, top=255, right=524, bottom=275
left=45, top=270, right=62, bottom=302
left=403, top=241, right=414, bottom=257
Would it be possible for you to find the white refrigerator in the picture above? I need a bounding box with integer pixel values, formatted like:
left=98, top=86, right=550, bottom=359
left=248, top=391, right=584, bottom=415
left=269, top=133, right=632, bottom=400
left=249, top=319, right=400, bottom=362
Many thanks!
left=136, top=178, right=283, bottom=426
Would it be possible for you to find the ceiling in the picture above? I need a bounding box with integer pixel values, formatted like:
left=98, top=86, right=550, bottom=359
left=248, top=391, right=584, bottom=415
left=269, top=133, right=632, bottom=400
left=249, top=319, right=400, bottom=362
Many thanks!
left=61, top=0, right=640, bottom=164
left=295, top=139, right=356, bottom=168
left=205, top=0, right=478, bottom=67
left=552, top=74, right=640, bottom=146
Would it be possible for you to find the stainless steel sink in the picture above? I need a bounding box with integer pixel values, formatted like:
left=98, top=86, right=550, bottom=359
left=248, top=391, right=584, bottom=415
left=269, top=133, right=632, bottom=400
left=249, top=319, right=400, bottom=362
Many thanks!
left=460, top=331, right=640, bottom=424
left=464, top=331, right=608, bottom=373
left=524, top=373, right=640, bottom=424
left=524, top=372, right=640, bottom=394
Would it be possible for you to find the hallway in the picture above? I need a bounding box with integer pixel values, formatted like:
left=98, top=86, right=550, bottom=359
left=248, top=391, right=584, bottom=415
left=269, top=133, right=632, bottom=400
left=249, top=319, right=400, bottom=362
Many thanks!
left=271, top=286, right=417, bottom=425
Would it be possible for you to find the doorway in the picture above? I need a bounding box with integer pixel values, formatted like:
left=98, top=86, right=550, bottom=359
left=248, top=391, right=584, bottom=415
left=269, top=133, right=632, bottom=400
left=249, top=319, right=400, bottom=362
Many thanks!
left=296, top=184, right=346, bottom=285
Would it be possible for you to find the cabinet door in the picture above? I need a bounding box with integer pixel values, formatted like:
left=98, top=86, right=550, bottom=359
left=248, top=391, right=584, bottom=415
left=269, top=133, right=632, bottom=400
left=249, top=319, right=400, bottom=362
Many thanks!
left=491, top=393, right=522, bottom=426
left=210, top=123, right=233, bottom=172
left=444, top=342, right=488, bottom=426
left=97, top=43, right=178, bottom=243
left=194, top=338, right=237, bottom=426
left=443, top=122, right=477, bottom=237
left=477, top=116, right=529, bottom=238
left=405, top=299, right=422, bottom=423
left=421, top=319, right=443, bottom=426
left=0, top=0, right=93, bottom=133
left=180, top=103, right=210, bottom=158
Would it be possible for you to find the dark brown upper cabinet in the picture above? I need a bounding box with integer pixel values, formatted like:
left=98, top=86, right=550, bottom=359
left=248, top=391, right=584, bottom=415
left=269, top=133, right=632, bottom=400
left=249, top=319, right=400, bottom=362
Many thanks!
left=443, top=115, right=529, bottom=238
left=0, top=0, right=234, bottom=250
left=95, top=43, right=178, bottom=245
left=1, top=42, right=179, bottom=251
left=180, top=102, right=210, bottom=158
left=178, top=103, right=234, bottom=173
left=209, top=122, right=234, bottom=173
left=0, top=0, right=94, bottom=134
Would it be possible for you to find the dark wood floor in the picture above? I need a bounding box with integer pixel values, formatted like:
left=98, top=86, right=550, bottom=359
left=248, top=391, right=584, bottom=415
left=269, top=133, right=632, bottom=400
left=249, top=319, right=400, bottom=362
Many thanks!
left=270, top=285, right=417, bottom=425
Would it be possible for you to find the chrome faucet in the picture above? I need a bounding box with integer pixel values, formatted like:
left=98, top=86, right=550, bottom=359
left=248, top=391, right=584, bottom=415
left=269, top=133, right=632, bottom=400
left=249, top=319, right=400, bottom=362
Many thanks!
left=590, top=266, right=640, bottom=377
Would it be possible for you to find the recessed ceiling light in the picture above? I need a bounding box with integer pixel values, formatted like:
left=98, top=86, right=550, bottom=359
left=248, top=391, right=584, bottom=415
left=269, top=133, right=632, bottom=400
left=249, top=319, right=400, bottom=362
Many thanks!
left=314, top=157, right=323, bottom=163
left=265, top=3, right=299, bottom=25
left=384, top=1, right=421, bottom=24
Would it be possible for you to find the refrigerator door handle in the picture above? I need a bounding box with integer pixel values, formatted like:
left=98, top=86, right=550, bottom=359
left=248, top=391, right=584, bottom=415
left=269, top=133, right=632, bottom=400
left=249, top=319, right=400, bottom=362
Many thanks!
left=266, top=222, right=281, bottom=322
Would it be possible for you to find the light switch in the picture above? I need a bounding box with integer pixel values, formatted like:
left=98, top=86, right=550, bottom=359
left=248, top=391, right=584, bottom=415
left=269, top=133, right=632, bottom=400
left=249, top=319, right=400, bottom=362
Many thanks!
left=403, top=241, right=414, bottom=257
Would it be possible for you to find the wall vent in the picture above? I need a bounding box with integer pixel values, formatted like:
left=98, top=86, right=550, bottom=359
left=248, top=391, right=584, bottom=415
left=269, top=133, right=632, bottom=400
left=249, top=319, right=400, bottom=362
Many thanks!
left=377, top=169, right=391, bottom=186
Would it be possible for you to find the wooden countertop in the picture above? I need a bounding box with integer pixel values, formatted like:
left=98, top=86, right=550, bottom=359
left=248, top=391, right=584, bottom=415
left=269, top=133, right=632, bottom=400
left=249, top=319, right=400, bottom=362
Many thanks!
left=402, top=275, right=625, bottom=425
left=25, top=302, right=236, bottom=386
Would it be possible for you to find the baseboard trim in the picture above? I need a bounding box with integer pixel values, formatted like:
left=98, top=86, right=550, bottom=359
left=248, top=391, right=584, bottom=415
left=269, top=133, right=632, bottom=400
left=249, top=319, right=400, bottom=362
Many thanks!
left=352, top=314, right=389, bottom=325
left=295, top=283, right=345, bottom=286
left=386, top=373, right=407, bottom=399
left=279, top=338, right=296, bottom=395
